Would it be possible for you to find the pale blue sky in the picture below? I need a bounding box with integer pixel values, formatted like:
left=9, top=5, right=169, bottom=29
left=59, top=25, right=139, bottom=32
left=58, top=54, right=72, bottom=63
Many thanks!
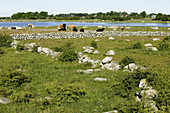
left=0, top=0, right=170, bottom=17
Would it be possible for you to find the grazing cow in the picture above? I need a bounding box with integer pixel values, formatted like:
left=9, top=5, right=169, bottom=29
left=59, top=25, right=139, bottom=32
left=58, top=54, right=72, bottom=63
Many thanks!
left=80, top=28, right=84, bottom=32
left=69, top=24, right=76, bottom=29
left=73, top=27, right=78, bottom=32
left=28, top=24, right=35, bottom=28
left=96, top=28, right=105, bottom=32
left=121, top=27, right=125, bottom=31
left=58, top=24, right=67, bottom=31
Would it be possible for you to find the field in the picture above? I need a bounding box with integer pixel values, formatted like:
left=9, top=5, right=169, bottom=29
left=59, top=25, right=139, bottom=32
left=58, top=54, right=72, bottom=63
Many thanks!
left=0, top=33, right=170, bottom=112
left=0, top=26, right=170, bottom=34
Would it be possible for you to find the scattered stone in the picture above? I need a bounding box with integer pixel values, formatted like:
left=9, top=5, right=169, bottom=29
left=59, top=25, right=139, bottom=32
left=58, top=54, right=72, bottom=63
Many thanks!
left=77, top=69, right=93, bottom=74
left=82, top=46, right=95, bottom=50
left=151, top=27, right=159, bottom=30
left=139, top=79, right=147, bottom=88
left=128, top=63, right=138, bottom=71
left=11, top=40, right=20, bottom=49
left=108, top=37, right=115, bottom=40
left=93, top=50, right=100, bottom=54
left=126, top=39, right=130, bottom=41
left=144, top=43, right=152, bottom=47
left=0, top=97, right=11, bottom=104
left=94, top=69, right=101, bottom=72
left=106, top=50, right=115, bottom=55
left=146, top=47, right=158, bottom=51
left=15, top=51, right=20, bottom=54
left=102, top=57, right=113, bottom=64
left=103, top=110, right=118, bottom=113
left=95, top=39, right=100, bottom=42
left=153, top=38, right=160, bottom=41
left=83, top=49, right=93, bottom=53
left=94, top=77, right=108, bottom=81
left=101, top=61, right=120, bottom=71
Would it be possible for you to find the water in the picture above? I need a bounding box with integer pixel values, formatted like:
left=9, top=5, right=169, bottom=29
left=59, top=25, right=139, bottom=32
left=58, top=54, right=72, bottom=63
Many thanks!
left=0, top=21, right=170, bottom=27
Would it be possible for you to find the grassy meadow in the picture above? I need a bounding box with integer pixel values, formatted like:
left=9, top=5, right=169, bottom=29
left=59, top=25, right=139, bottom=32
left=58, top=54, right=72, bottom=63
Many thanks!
left=0, top=34, right=170, bottom=112
left=0, top=26, right=170, bottom=34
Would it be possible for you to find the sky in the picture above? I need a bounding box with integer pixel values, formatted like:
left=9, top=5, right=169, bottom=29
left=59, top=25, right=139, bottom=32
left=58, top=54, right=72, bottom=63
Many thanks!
left=0, top=0, right=170, bottom=17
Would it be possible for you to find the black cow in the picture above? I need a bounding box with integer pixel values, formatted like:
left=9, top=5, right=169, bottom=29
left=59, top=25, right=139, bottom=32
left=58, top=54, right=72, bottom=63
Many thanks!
left=80, top=28, right=84, bottom=32
left=73, top=27, right=78, bottom=32
left=96, top=28, right=105, bottom=32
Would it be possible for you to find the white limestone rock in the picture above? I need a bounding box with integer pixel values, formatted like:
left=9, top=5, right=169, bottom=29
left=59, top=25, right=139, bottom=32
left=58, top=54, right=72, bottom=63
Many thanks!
left=106, top=50, right=115, bottom=55
left=11, top=40, right=20, bottom=49
left=144, top=43, right=152, bottom=47
left=146, top=47, right=158, bottom=51
left=153, top=38, right=160, bottom=41
left=94, top=77, right=107, bottom=81
left=108, top=37, right=115, bottom=40
left=102, top=57, right=113, bottom=64
left=0, top=97, right=11, bottom=104
left=93, top=50, right=100, bottom=54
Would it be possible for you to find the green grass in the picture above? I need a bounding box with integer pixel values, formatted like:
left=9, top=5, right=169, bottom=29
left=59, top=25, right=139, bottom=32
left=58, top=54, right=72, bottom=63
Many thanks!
left=0, top=36, right=169, bottom=112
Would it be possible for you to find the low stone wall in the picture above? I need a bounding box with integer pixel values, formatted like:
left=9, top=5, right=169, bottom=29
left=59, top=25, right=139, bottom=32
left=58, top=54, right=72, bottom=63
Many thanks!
left=10, top=31, right=170, bottom=40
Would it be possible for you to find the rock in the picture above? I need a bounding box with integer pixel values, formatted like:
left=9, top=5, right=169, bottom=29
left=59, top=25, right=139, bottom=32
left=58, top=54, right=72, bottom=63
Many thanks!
left=151, top=27, right=159, bottom=30
left=141, top=88, right=157, bottom=99
left=77, top=69, right=93, bottom=74
left=106, top=50, right=115, bottom=55
left=108, top=37, right=115, bottom=40
left=126, top=27, right=131, bottom=29
left=24, top=43, right=36, bottom=51
left=144, top=43, right=152, bottom=47
left=94, top=77, right=108, bottom=81
left=94, top=69, right=101, bottom=71
left=44, top=96, right=52, bottom=100
left=82, top=46, right=95, bottom=50
left=78, top=55, right=91, bottom=63
left=15, top=51, right=20, bottom=54
left=103, top=110, right=118, bottom=113
left=11, top=40, right=20, bottom=49
left=146, top=47, right=158, bottom=51
left=93, top=50, right=99, bottom=54
left=89, top=59, right=101, bottom=68
left=0, top=97, right=11, bottom=104
left=135, top=96, right=141, bottom=102
left=139, top=79, right=147, bottom=88
left=168, top=28, right=170, bottom=30
left=37, top=47, right=43, bottom=53
left=128, top=63, right=138, bottom=71
left=83, top=49, right=93, bottom=53
left=51, top=52, right=61, bottom=58
left=153, top=38, right=160, bottom=41
left=101, top=61, right=120, bottom=71
left=102, top=57, right=113, bottom=64
left=126, top=39, right=130, bottom=41
left=95, top=39, right=100, bottom=42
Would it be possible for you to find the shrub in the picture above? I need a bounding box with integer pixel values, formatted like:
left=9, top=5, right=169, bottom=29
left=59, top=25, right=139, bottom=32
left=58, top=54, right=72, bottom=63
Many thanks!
left=37, top=81, right=85, bottom=109
left=91, top=41, right=97, bottom=49
left=133, top=42, right=143, bottom=49
left=10, top=91, right=33, bottom=103
left=163, top=36, right=170, bottom=42
left=58, top=42, right=78, bottom=62
left=53, top=46, right=63, bottom=52
left=0, top=34, right=12, bottom=47
left=16, top=44, right=25, bottom=51
left=0, top=48, right=4, bottom=54
left=158, top=42, right=169, bottom=51
left=32, top=46, right=38, bottom=52
left=120, top=56, right=136, bottom=67
left=0, top=69, right=31, bottom=87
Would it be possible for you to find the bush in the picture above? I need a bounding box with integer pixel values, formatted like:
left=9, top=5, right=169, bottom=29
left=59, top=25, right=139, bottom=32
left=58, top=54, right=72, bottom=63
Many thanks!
left=37, top=81, right=85, bottom=109
left=120, top=56, right=136, bottom=67
left=0, top=68, right=31, bottom=87
left=10, top=91, right=33, bottom=103
left=0, top=48, right=4, bottom=54
left=53, top=46, right=63, bottom=52
left=0, top=34, right=12, bottom=47
left=32, top=46, right=38, bottom=52
left=163, top=36, right=170, bottom=42
left=91, top=41, right=97, bottom=49
left=16, top=44, right=25, bottom=51
left=58, top=42, right=78, bottom=62
left=158, top=42, right=169, bottom=51
left=133, top=42, right=143, bottom=49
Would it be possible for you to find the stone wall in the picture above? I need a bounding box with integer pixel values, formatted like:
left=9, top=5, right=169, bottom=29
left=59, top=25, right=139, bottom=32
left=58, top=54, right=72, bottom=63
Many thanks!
left=10, top=31, right=170, bottom=40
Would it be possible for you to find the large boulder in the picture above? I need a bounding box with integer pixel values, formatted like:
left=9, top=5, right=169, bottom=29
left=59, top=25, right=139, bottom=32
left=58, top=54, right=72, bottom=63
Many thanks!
left=101, top=61, right=120, bottom=71
left=102, top=57, right=113, bottom=64
left=106, top=50, right=115, bottom=55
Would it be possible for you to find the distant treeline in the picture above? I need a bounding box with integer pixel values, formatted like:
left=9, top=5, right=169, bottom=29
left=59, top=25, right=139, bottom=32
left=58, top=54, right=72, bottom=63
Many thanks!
left=1, top=11, right=170, bottom=21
